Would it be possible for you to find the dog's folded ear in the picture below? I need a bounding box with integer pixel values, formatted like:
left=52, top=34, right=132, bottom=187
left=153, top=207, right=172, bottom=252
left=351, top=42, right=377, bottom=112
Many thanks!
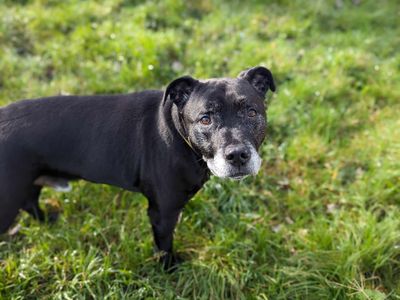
left=238, top=66, right=276, bottom=97
left=163, top=76, right=199, bottom=108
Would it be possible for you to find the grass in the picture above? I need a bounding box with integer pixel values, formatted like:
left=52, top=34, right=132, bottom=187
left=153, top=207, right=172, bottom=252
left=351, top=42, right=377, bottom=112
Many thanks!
left=0, top=0, right=400, bottom=298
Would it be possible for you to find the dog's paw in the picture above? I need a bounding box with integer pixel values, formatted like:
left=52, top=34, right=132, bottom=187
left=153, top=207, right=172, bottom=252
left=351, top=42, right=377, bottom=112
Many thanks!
left=43, top=198, right=62, bottom=224
left=46, top=211, right=59, bottom=224
left=7, top=224, right=22, bottom=236
left=159, top=252, right=183, bottom=272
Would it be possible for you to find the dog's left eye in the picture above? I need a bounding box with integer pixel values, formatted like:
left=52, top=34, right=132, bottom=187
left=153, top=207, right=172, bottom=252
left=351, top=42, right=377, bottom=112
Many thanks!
left=248, top=109, right=257, bottom=117
left=199, top=115, right=212, bottom=125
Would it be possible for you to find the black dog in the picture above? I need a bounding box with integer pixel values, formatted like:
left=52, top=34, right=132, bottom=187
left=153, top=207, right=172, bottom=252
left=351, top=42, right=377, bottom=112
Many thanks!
left=0, top=66, right=275, bottom=269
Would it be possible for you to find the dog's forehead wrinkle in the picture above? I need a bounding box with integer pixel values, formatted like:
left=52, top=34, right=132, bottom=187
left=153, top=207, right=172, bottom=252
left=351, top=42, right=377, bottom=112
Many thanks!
left=201, top=78, right=239, bottom=98
left=189, top=88, right=226, bottom=113
left=215, top=80, right=257, bottom=106
left=200, top=77, right=234, bottom=85
left=191, top=78, right=261, bottom=110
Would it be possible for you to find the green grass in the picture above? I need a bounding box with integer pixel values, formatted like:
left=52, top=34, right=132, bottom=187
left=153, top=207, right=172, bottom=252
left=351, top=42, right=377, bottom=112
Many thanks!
left=1, top=0, right=400, bottom=298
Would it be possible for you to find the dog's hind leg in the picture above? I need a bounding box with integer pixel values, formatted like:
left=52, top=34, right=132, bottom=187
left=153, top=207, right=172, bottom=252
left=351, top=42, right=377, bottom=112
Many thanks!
left=0, top=176, right=21, bottom=233
left=0, top=153, right=49, bottom=232
left=0, top=180, right=54, bottom=234
left=0, top=186, right=43, bottom=234
left=22, top=185, right=59, bottom=223
left=0, top=200, right=20, bottom=234
left=0, top=187, right=32, bottom=233
left=0, top=177, right=25, bottom=233
left=22, top=186, right=45, bottom=222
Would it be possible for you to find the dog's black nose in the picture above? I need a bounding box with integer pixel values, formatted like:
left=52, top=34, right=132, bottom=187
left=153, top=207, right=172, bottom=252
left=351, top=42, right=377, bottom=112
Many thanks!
left=224, top=145, right=251, bottom=166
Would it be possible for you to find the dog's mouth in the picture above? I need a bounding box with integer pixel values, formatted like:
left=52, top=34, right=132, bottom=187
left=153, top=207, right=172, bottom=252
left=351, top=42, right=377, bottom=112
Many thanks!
left=228, top=172, right=249, bottom=180
left=206, top=163, right=253, bottom=180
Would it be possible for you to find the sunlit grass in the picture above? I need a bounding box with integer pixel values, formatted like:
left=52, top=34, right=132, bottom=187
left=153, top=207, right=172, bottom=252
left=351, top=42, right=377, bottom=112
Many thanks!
left=1, top=0, right=400, bottom=298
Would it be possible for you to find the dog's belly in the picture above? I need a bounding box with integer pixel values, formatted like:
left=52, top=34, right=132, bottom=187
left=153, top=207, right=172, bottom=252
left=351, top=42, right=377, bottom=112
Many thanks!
left=33, top=174, right=141, bottom=193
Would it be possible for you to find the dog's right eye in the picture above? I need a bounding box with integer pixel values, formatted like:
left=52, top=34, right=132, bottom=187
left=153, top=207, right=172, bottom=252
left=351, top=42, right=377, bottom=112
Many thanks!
left=199, top=115, right=212, bottom=125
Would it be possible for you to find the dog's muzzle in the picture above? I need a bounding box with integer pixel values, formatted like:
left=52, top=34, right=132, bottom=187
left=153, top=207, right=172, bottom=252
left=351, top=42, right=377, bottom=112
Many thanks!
left=203, top=144, right=262, bottom=180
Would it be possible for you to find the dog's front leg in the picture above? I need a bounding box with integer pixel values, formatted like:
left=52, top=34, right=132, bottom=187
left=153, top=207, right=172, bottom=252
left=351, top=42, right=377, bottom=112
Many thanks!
left=147, top=204, right=183, bottom=271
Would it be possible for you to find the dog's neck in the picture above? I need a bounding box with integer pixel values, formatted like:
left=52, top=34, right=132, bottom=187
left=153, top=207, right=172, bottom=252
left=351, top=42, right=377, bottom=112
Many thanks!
left=158, top=99, right=208, bottom=173
left=171, top=106, right=201, bottom=156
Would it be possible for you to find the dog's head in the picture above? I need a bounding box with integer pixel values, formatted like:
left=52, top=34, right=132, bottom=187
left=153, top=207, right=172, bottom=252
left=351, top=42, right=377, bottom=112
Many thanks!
left=163, top=66, right=276, bottom=180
